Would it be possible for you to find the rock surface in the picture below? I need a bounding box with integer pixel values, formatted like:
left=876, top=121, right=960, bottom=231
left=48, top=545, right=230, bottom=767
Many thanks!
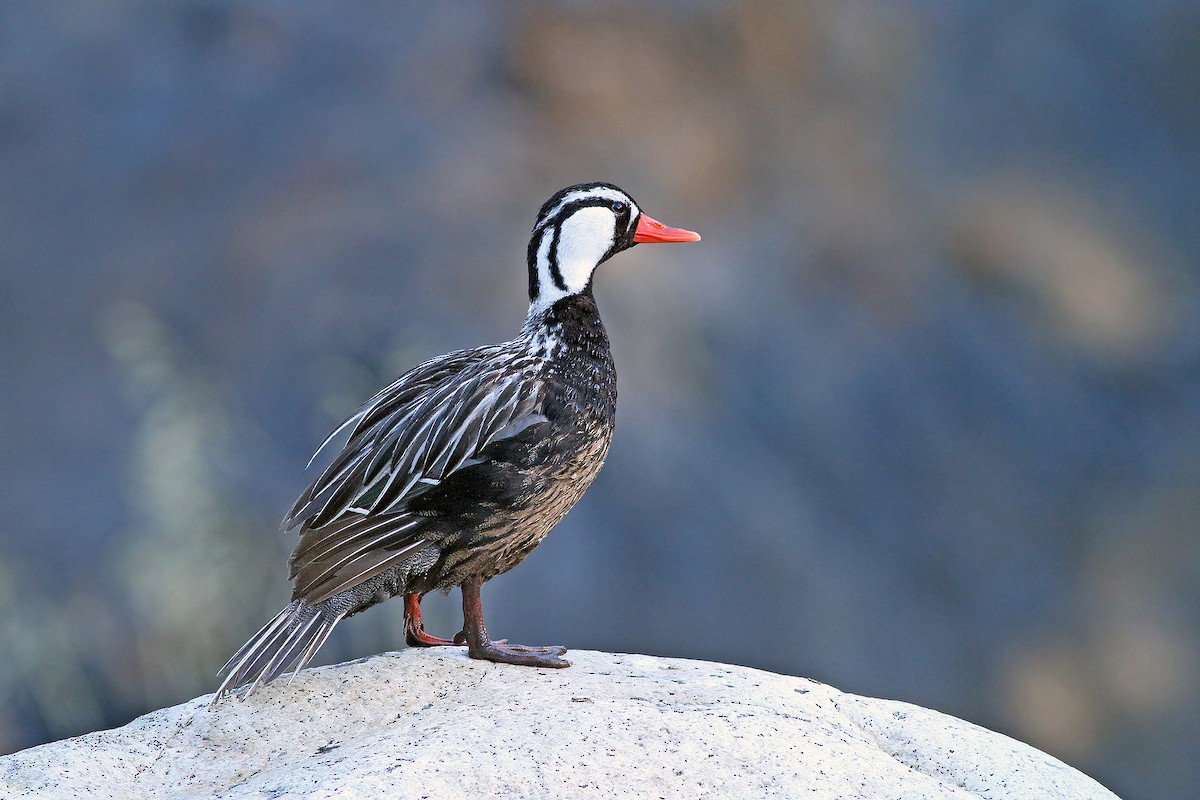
left=1, top=649, right=1119, bottom=799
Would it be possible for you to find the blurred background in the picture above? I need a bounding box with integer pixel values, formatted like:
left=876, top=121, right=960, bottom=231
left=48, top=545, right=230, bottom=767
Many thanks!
left=1, top=2, right=1197, bottom=797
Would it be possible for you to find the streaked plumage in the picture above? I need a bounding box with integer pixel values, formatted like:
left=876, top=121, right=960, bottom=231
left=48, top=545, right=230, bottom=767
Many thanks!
left=215, top=183, right=699, bottom=701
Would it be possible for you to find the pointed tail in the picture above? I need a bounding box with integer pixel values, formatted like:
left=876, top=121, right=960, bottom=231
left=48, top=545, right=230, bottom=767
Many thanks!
left=213, top=600, right=344, bottom=704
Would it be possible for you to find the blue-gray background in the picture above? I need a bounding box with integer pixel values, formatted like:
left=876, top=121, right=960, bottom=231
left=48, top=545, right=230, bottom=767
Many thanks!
left=2, top=3, right=1197, bottom=798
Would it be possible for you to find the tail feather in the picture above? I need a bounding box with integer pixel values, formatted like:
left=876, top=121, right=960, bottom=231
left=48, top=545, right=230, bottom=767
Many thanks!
left=213, top=601, right=343, bottom=704
left=218, top=605, right=292, bottom=678
left=288, top=614, right=342, bottom=685
left=245, top=611, right=322, bottom=696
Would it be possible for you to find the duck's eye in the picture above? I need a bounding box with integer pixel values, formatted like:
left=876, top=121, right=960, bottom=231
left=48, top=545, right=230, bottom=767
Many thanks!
left=612, top=201, right=628, bottom=214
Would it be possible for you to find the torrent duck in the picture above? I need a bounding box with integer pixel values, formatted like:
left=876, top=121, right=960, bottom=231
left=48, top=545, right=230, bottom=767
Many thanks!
left=215, top=183, right=700, bottom=700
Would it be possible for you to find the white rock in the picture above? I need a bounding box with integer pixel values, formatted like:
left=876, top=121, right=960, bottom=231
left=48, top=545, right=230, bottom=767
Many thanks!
left=0, top=649, right=1120, bottom=799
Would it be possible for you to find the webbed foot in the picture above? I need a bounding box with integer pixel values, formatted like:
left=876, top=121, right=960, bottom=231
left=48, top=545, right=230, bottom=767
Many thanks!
left=403, top=593, right=460, bottom=648
left=459, top=577, right=571, bottom=668
left=467, top=639, right=570, bottom=668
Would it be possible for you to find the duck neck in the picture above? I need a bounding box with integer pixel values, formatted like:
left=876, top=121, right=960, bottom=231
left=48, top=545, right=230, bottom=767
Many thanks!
left=523, top=291, right=609, bottom=360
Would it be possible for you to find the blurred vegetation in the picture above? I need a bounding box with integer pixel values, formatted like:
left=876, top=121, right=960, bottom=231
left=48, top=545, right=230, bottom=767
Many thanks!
left=1, top=3, right=1198, bottom=799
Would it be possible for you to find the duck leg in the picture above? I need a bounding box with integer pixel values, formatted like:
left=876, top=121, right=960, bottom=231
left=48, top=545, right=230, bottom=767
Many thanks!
left=460, top=577, right=570, bottom=667
left=403, top=593, right=459, bottom=647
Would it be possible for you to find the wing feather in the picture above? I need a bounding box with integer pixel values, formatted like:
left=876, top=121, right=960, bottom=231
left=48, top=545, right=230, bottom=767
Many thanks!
left=283, top=347, right=491, bottom=530
left=285, top=343, right=546, bottom=605
left=290, top=512, right=413, bottom=574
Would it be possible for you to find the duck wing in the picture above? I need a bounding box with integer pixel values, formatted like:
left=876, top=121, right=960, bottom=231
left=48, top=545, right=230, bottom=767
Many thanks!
left=285, top=344, right=547, bottom=604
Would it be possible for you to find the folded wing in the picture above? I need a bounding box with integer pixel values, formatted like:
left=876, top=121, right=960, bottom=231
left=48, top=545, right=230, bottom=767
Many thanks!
left=285, top=346, right=546, bottom=605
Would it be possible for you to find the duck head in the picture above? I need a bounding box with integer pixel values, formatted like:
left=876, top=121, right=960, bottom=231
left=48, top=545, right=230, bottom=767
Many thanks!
left=526, top=182, right=700, bottom=315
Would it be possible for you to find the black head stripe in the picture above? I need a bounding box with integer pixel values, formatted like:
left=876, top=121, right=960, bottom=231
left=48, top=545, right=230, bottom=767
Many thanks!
left=543, top=197, right=618, bottom=229
left=533, top=182, right=639, bottom=231
left=527, top=235, right=540, bottom=301
left=548, top=224, right=566, bottom=291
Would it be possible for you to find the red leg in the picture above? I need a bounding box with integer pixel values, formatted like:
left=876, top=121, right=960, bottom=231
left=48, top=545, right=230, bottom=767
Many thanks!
left=460, top=577, right=570, bottom=667
left=403, top=593, right=459, bottom=647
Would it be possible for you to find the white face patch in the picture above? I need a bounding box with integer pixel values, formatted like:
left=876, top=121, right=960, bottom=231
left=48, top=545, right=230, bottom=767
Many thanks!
left=555, top=207, right=616, bottom=293
left=529, top=205, right=622, bottom=316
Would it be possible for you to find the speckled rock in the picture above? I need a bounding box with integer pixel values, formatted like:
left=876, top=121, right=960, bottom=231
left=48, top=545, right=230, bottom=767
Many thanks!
left=0, top=649, right=1119, bottom=799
